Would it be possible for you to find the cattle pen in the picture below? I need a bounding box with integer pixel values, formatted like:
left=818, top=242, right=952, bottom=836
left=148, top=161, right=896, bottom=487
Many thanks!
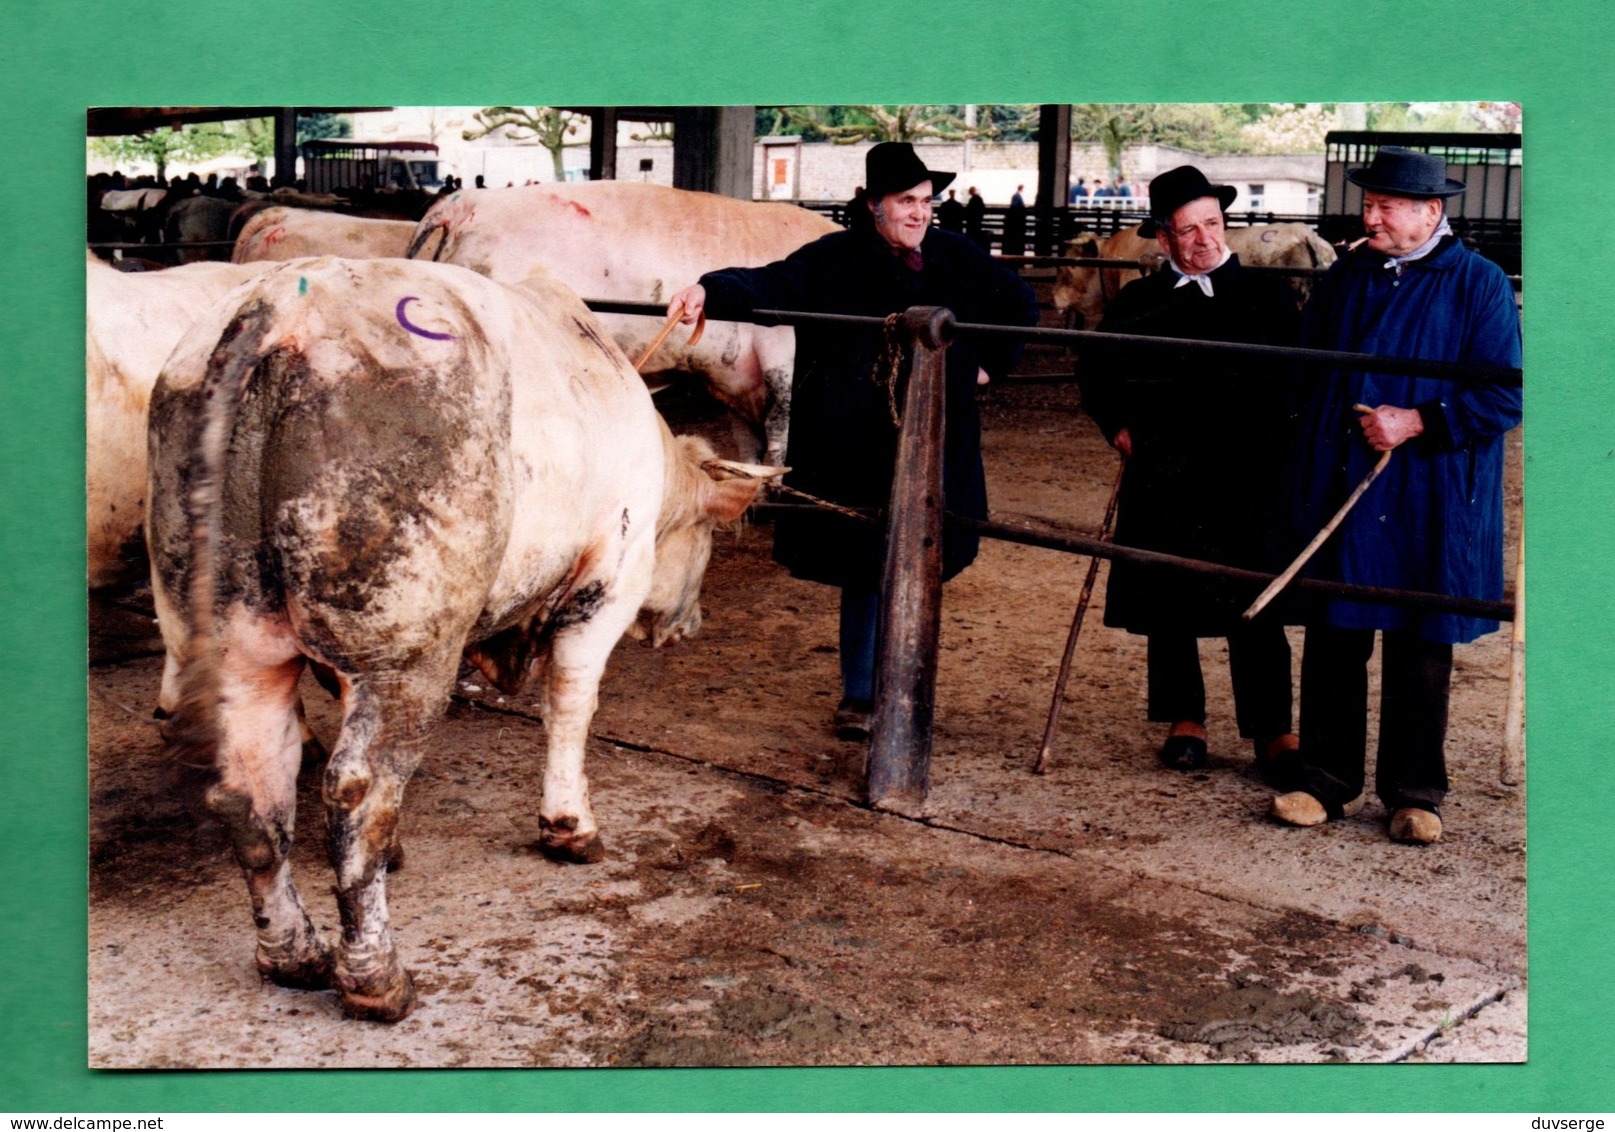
left=87, top=270, right=1526, bottom=1068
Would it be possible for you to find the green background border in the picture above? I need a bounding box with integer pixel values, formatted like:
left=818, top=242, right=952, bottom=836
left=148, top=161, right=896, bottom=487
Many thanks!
left=3, top=0, right=1610, bottom=1112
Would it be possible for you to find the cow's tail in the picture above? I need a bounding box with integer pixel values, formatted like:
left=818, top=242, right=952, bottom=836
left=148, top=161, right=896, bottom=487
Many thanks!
left=160, top=298, right=282, bottom=775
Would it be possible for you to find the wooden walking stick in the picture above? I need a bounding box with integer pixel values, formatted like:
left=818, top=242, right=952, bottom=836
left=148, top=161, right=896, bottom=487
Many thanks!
left=1241, top=404, right=1391, bottom=622
left=1501, top=519, right=1525, bottom=785
left=1035, top=457, right=1126, bottom=774
left=632, top=308, right=705, bottom=373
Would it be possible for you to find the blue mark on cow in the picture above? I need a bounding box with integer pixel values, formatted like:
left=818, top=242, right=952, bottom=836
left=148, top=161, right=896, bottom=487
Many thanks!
left=396, top=296, right=455, bottom=341
left=299, top=276, right=308, bottom=294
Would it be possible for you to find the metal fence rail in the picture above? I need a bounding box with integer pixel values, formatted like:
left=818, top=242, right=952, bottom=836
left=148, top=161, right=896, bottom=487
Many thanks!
left=584, top=299, right=1524, bottom=387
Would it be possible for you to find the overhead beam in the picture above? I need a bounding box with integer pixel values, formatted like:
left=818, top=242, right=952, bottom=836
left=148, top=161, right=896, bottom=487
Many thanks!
left=86, top=106, right=385, bottom=137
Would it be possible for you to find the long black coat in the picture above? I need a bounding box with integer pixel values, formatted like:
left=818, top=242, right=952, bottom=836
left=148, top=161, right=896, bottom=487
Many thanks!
left=700, top=226, right=1039, bottom=588
left=1080, top=256, right=1300, bottom=634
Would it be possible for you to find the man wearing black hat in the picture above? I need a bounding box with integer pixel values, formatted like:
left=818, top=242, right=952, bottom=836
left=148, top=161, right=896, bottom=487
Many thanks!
left=667, top=142, right=1038, bottom=740
left=1270, top=147, right=1522, bottom=844
left=1079, top=165, right=1302, bottom=778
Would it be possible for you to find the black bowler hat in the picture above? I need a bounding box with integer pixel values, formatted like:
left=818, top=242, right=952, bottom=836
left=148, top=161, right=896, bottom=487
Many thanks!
left=1138, top=165, right=1238, bottom=237
left=1346, top=146, right=1467, bottom=198
left=865, top=142, right=956, bottom=199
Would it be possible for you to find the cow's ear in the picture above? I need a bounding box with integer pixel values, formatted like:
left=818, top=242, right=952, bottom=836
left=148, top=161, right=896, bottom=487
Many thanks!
left=698, top=460, right=786, bottom=523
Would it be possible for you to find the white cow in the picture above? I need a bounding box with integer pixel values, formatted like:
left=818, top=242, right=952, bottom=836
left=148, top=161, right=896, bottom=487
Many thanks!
left=408, top=182, right=840, bottom=464
left=146, top=256, right=776, bottom=1021
left=86, top=253, right=277, bottom=590
left=233, top=206, right=417, bottom=263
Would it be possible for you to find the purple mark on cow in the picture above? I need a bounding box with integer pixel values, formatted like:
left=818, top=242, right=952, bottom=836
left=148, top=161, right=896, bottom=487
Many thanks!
left=396, top=296, right=455, bottom=341
left=1260, top=229, right=1276, bottom=242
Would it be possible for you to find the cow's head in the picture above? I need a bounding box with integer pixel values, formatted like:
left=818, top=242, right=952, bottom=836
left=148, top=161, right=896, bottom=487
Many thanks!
left=632, top=429, right=784, bottom=647
left=1052, top=233, right=1104, bottom=328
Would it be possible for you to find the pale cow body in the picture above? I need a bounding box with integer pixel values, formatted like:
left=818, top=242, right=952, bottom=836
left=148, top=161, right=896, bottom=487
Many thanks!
left=146, top=256, right=769, bottom=1021
left=233, top=206, right=418, bottom=264
left=408, top=182, right=840, bottom=464
left=86, top=254, right=276, bottom=589
left=1053, top=222, right=1336, bottom=329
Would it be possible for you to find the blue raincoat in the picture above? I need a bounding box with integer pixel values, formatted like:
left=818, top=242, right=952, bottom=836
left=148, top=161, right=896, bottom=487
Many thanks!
left=1289, top=236, right=1522, bottom=644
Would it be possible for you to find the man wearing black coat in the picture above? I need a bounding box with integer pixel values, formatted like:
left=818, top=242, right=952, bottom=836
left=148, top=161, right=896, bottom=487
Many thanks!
left=669, top=143, right=1039, bottom=739
left=1080, top=165, right=1301, bottom=775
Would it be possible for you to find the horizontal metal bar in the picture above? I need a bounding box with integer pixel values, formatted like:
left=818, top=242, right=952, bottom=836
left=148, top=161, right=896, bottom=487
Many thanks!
left=751, top=502, right=1514, bottom=622
left=586, top=299, right=1521, bottom=386
left=999, top=254, right=1524, bottom=288
left=88, top=240, right=238, bottom=250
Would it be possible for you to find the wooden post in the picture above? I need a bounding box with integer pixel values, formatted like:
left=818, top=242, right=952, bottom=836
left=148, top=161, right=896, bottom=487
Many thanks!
left=867, top=306, right=954, bottom=814
left=1501, top=520, right=1525, bottom=785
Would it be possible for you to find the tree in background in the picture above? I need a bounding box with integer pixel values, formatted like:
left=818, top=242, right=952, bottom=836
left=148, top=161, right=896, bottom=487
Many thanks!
left=768, top=105, right=980, bottom=144
left=90, top=124, right=237, bottom=181
left=463, top=107, right=586, bottom=181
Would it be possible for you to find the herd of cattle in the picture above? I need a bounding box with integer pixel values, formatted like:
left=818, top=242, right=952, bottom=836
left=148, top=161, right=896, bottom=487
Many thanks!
left=87, top=182, right=1334, bottom=1022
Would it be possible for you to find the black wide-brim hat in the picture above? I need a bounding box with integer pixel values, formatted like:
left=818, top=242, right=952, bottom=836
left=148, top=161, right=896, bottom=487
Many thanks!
left=1345, top=146, right=1467, bottom=198
left=865, top=141, right=956, bottom=199
left=1138, top=165, right=1238, bottom=237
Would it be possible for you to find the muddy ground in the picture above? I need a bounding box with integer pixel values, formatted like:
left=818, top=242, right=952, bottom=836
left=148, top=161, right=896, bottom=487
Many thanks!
left=86, top=325, right=1526, bottom=1069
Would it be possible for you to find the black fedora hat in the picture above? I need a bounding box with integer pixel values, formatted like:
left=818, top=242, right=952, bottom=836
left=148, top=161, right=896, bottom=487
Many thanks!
left=1345, top=146, right=1466, bottom=198
left=1138, top=165, right=1238, bottom=237
left=865, top=142, right=956, bottom=199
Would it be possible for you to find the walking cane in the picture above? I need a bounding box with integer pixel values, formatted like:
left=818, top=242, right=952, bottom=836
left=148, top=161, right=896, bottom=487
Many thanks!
left=1035, top=457, right=1126, bottom=774
left=1241, top=404, right=1391, bottom=622
left=633, top=308, right=705, bottom=374
left=1501, top=520, right=1525, bottom=785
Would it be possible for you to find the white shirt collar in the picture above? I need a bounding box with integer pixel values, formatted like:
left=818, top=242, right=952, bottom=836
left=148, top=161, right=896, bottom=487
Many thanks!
left=1383, top=218, right=1454, bottom=275
left=1170, top=247, right=1233, bottom=297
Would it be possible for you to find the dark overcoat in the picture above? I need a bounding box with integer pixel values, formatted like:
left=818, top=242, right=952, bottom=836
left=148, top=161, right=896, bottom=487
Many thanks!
left=1288, top=236, right=1522, bottom=644
left=1080, top=256, right=1301, bottom=635
left=700, top=226, right=1039, bottom=589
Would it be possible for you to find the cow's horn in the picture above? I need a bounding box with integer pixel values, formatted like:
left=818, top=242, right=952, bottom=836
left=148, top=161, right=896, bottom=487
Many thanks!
left=700, top=459, right=788, bottom=481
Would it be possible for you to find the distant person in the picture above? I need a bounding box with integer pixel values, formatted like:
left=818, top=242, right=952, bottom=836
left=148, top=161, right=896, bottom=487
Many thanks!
left=964, top=185, right=988, bottom=251
left=1093, top=179, right=1113, bottom=199
left=1004, top=184, right=1028, bottom=256
left=1069, top=178, right=1088, bottom=203
left=474, top=174, right=486, bottom=189
left=1117, top=180, right=1133, bottom=198
left=937, top=188, right=965, bottom=233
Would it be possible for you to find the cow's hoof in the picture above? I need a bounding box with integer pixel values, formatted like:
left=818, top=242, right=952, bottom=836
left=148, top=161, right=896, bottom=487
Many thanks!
left=538, top=826, right=606, bottom=864
left=256, top=944, right=334, bottom=992
left=338, top=966, right=418, bottom=1023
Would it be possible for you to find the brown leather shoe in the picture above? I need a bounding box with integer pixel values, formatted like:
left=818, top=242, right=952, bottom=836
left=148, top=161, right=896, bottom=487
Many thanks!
left=1389, top=807, right=1443, bottom=844
left=1270, top=791, right=1365, bottom=826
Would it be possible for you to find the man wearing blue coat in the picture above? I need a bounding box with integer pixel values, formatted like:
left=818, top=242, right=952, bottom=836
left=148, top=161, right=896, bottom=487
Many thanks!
left=1270, top=148, right=1522, bottom=844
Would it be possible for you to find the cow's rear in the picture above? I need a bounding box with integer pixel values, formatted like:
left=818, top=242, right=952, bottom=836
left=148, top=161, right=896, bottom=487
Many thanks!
left=146, top=256, right=773, bottom=1021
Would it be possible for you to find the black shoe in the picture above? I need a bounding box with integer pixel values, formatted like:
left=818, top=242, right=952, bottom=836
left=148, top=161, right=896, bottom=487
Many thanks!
left=833, top=697, right=874, bottom=741
left=1158, top=734, right=1208, bottom=771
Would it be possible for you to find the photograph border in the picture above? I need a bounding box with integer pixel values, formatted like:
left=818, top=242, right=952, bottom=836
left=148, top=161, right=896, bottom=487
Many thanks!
left=5, top=0, right=1613, bottom=1112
